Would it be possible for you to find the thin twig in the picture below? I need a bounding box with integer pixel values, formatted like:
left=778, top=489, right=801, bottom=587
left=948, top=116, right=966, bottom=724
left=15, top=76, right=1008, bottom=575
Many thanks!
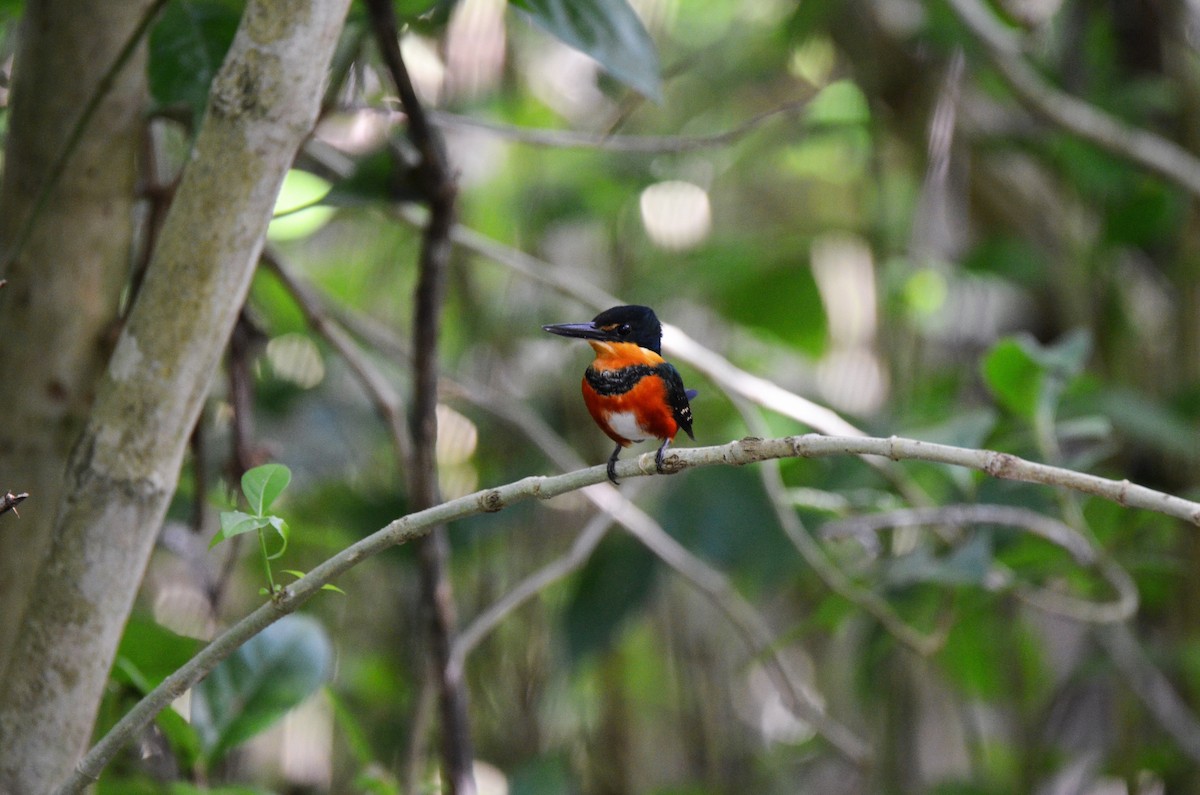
left=946, top=0, right=1200, bottom=199
left=261, top=251, right=412, bottom=464
left=451, top=510, right=615, bottom=664
left=0, top=492, right=28, bottom=518
left=823, top=505, right=1097, bottom=561
left=362, top=2, right=471, bottom=793
left=425, top=99, right=811, bottom=152
left=58, top=432, right=1200, bottom=792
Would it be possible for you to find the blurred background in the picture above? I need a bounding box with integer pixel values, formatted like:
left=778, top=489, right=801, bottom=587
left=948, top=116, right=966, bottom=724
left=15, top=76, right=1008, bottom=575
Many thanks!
left=6, top=0, right=1200, bottom=791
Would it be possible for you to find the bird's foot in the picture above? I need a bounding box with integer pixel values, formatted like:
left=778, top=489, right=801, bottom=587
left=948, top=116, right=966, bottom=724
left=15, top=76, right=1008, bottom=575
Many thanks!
left=607, top=445, right=622, bottom=485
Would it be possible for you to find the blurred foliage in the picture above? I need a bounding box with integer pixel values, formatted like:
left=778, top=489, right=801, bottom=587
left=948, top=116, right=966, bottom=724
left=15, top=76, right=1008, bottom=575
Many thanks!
left=5, top=0, right=1200, bottom=791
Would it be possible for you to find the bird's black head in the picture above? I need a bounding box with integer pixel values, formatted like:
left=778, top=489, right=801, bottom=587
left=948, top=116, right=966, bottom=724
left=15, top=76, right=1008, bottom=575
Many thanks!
left=542, top=304, right=663, bottom=353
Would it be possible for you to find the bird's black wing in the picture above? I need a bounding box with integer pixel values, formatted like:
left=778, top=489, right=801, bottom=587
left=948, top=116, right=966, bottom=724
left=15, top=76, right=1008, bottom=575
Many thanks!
left=657, top=363, right=695, bottom=440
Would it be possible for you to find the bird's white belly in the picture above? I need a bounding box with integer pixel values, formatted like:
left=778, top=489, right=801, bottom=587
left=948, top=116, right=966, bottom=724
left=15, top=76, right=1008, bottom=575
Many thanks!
left=607, top=411, right=649, bottom=442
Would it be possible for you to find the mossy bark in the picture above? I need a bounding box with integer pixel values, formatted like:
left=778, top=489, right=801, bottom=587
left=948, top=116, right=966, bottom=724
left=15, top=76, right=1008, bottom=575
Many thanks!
left=0, top=0, right=153, bottom=679
left=0, top=0, right=351, bottom=790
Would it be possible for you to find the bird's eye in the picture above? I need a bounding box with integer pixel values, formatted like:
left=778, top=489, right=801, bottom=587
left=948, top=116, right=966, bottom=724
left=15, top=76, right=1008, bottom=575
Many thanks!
left=618, top=324, right=632, bottom=336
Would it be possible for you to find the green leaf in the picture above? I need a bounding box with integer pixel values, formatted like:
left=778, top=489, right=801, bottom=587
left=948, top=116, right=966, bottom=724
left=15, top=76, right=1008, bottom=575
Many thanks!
left=242, top=463, right=291, bottom=515
left=511, top=0, right=661, bottom=100
left=148, top=0, right=242, bottom=122
left=211, top=510, right=267, bottom=548
left=265, top=515, right=289, bottom=560
left=982, top=332, right=1091, bottom=419
left=981, top=338, right=1043, bottom=419
left=112, top=618, right=205, bottom=765
left=190, top=614, right=333, bottom=764
left=115, top=616, right=205, bottom=687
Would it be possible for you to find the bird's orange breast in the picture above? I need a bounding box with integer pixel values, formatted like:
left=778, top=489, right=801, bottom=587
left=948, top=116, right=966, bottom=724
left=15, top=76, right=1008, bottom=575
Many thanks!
left=580, top=358, right=681, bottom=447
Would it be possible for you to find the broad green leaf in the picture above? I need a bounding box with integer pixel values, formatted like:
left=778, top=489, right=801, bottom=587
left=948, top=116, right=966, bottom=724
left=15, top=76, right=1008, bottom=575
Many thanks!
left=982, top=332, right=1091, bottom=419
left=115, top=616, right=205, bottom=686
left=112, top=618, right=205, bottom=765
left=242, top=463, right=291, bottom=515
left=211, top=510, right=267, bottom=548
left=981, top=338, right=1043, bottom=419
left=148, top=0, right=242, bottom=122
left=190, top=614, right=333, bottom=764
left=511, top=0, right=661, bottom=100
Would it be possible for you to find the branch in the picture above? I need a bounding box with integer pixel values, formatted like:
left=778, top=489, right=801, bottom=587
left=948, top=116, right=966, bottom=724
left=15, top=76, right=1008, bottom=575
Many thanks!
left=425, top=99, right=811, bottom=152
left=823, top=504, right=1139, bottom=624
left=0, top=491, right=28, bottom=518
left=1097, top=623, right=1200, bottom=762
left=362, top=2, right=470, bottom=792
left=61, top=433, right=1200, bottom=791
left=262, top=250, right=411, bottom=464
left=738, top=403, right=947, bottom=656
left=946, top=0, right=1200, bottom=199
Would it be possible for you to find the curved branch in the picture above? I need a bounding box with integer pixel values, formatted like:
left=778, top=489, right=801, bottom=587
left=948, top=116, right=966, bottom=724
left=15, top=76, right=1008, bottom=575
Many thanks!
left=59, top=432, right=1200, bottom=792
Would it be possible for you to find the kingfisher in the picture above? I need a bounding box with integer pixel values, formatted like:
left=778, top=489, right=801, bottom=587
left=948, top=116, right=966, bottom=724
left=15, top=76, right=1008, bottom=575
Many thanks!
left=543, top=305, right=696, bottom=484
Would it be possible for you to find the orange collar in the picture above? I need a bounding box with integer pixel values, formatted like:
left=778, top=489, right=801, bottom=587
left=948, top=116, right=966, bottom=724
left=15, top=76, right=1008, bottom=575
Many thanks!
left=587, top=340, right=665, bottom=370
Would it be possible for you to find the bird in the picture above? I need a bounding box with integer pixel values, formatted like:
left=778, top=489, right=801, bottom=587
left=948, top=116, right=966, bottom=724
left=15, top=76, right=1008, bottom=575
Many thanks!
left=543, top=305, right=696, bottom=484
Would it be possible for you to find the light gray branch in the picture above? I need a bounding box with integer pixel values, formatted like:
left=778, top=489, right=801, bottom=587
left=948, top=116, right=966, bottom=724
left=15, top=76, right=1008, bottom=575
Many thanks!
left=59, top=433, right=1200, bottom=791
left=426, top=99, right=810, bottom=152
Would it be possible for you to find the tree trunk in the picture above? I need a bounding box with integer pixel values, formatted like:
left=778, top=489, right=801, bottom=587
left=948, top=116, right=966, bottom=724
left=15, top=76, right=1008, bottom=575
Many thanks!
left=0, top=0, right=351, bottom=790
left=0, top=0, right=153, bottom=677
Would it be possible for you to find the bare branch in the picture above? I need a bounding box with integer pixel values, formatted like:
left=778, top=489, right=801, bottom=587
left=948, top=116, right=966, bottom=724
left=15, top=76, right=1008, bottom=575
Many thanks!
left=60, top=432, right=1200, bottom=791
left=451, top=511, right=614, bottom=663
left=277, top=276, right=870, bottom=763
left=362, top=2, right=470, bottom=791
left=0, top=491, right=28, bottom=518
left=426, top=99, right=811, bottom=152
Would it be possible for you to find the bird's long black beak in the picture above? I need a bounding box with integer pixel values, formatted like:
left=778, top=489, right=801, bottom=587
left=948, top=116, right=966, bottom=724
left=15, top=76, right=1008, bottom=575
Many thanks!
left=542, top=321, right=612, bottom=341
